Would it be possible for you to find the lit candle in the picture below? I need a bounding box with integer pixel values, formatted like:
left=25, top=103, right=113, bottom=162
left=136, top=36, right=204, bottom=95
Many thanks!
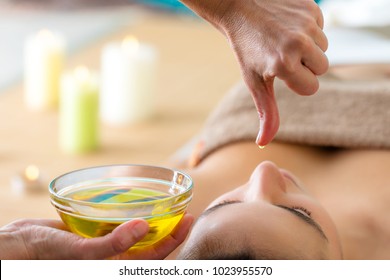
left=24, top=29, right=66, bottom=111
left=100, top=36, right=158, bottom=125
left=11, top=165, right=45, bottom=195
left=59, top=66, right=99, bottom=154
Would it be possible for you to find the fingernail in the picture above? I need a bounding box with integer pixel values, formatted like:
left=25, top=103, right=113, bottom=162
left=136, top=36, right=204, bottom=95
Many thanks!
left=131, top=220, right=149, bottom=240
left=256, top=132, right=262, bottom=146
left=256, top=120, right=264, bottom=145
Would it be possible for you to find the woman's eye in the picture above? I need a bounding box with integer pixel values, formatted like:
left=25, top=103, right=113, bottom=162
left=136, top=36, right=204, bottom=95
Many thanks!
left=216, top=199, right=242, bottom=207
left=291, top=206, right=312, bottom=218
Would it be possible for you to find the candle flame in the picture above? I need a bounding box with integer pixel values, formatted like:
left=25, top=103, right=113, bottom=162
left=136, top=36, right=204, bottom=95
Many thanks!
left=25, top=165, right=40, bottom=181
left=122, top=36, right=139, bottom=55
left=74, top=66, right=90, bottom=82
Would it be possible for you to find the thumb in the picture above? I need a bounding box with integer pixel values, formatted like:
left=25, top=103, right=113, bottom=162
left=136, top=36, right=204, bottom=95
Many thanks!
left=73, top=219, right=149, bottom=259
left=246, top=74, right=279, bottom=146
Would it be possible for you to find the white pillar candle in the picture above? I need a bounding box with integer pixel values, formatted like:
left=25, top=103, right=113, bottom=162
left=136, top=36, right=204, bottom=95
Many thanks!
left=100, top=36, right=158, bottom=125
left=59, top=66, right=99, bottom=154
left=24, top=29, right=66, bottom=111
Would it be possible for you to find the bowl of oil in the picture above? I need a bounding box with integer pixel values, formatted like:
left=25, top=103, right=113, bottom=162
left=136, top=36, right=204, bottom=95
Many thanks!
left=49, top=164, right=193, bottom=248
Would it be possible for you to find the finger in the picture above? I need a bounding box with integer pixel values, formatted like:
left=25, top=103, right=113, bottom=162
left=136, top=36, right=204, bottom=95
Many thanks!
left=71, top=219, right=149, bottom=259
left=314, top=28, right=328, bottom=52
left=7, top=218, right=69, bottom=231
left=302, top=44, right=329, bottom=75
left=312, top=0, right=325, bottom=29
left=32, top=219, right=69, bottom=231
left=3, top=219, right=71, bottom=259
left=244, top=73, right=280, bottom=146
left=151, top=214, right=194, bottom=260
left=280, top=60, right=320, bottom=96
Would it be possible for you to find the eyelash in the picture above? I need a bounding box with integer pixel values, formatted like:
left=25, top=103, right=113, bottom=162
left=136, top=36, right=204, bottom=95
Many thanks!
left=291, top=206, right=312, bottom=217
left=218, top=199, right=241, bottom=205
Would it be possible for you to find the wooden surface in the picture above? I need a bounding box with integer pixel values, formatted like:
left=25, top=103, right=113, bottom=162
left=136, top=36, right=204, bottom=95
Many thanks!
left=0, top=10, right=241, bottom=226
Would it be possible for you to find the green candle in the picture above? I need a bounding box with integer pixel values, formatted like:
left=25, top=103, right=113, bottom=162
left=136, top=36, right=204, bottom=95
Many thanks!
left=59, top=66, right=99, bottom=154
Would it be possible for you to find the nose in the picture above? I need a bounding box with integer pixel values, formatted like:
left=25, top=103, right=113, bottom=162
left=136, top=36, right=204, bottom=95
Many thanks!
left=246, top=161, right=287, bottom=201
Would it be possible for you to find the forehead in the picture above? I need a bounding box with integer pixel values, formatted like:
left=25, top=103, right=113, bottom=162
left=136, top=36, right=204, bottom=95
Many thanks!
left=191, top=202, right=328, bottom=259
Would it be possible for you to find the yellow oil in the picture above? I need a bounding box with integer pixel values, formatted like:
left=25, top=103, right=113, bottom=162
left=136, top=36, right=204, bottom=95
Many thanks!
left=58, top=186, right=184, bottom=248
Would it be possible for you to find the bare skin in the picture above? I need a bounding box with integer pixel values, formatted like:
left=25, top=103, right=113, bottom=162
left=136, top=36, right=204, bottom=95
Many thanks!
left=164, top=64, right=390, bottom=260
left=0, top=215, right=194, bottom=260
left=180, top=0, right=328, bottom=145
left=166, top=141, right=390, bottom=259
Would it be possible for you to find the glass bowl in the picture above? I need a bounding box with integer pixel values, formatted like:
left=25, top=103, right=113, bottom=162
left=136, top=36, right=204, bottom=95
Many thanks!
left=49, top=164, right=193, bottom=248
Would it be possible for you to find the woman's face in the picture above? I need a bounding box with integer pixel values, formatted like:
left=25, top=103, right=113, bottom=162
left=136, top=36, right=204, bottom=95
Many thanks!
left=180, top=161, right=343, bottom=259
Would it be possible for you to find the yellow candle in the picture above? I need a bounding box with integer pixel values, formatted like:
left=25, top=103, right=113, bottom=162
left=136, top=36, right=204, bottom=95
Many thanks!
left=100, top=36, right=158, bottom=125
left=24, top=29, right=65, bottom=111
left=59, top=66, right=99, bottom=154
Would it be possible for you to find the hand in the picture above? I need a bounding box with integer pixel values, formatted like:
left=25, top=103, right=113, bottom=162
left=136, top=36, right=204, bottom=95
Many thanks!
left=181, top=0, right=328, bottom=145
left=0, top=214, right=194, bottom=260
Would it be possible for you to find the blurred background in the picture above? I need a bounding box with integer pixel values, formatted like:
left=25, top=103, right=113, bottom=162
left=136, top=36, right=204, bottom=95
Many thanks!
left=0, top=0, right=242, bottom=225
left=0, top=0, right=193, bottom=91
left=1, top=0, right=390, bottom=226
left=2, top=0, right=390, bottom=92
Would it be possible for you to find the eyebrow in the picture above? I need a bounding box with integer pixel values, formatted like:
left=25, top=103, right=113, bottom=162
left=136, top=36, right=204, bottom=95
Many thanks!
left=199, top=201, right=328, bottom=242
left=199, top=200, right=242, bottom=219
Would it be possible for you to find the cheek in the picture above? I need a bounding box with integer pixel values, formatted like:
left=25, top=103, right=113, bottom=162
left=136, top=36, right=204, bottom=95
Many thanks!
left=291, top=195, right=340, bottom=240
left=312, top=207, right=342, bottom=258
left=311, top=202, right=340, bottom=240
left=283, top=193, right=325, bottom=221
left=306, top=198, right=332, bottom=223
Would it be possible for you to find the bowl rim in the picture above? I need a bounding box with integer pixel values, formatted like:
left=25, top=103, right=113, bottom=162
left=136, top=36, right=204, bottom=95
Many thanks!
left=48, top=163, right=193, bottom=208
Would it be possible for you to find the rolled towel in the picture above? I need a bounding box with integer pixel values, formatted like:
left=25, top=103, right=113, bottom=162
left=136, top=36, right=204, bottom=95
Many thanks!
left=193, top=74, right=390, bottom=163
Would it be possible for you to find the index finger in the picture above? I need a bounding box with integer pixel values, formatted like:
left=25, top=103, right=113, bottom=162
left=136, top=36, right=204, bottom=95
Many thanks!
left=312, top=0, right=325, bottom=29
